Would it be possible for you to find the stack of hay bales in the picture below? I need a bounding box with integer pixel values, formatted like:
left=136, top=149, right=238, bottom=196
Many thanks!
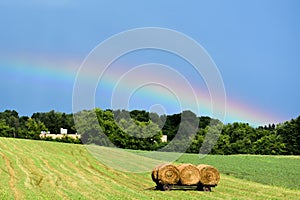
left=152, top=163, right=220, bottom=186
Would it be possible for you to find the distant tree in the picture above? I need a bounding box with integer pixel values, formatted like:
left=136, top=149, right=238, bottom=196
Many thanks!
left=26, top=118, right=48, bottom=139
left=74, top=109, right=110, bottom=146
left=276, top=117, right=300, bottom=155
left=149, top=112, right=165, bottom=129
left=32, top=111, right=76, bottom=134
left=0, top=119, right=14, bottom=137
left=162, top=111, right=199, bottom=152
left=200, top=122, right=223, bottom=155
left=0, top=110, right=20, bottom=137
left=213, top=133, right=231, bottom=154
left=32, top=110, right=59, bottom=134
left=113, top=109, right=130, bottom=122
left=130, top=110, right=149, bottom=122
left=18, top=116, right=29, bottom=138
left=219, top=123, right=256, bottom=154
left=199, top=116, right=212, bottom=129
left=186, top=128, right=205, bottom=153
left=162, top=113, right=181, bottom=140
left=252, top=132, right=286, bottom=155
left=55, top=135, right=81, bottom=144
left=118, top=118, right=163, bottom=150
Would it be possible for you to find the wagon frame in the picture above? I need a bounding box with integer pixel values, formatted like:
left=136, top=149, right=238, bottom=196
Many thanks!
left=156, top=183, right=217, bottom=192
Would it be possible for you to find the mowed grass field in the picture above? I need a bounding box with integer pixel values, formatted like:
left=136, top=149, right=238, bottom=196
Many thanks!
left=0, top=137, right=299, bottom=199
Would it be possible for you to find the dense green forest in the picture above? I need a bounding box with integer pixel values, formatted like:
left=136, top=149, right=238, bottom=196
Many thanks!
left=0, top=109, right=299, bottom=155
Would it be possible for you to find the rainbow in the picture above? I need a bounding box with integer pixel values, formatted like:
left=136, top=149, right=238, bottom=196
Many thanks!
left=1, top=55, right=284, bottom=126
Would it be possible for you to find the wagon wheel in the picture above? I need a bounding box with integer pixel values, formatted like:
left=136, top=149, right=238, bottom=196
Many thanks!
left=162, top=184, right=171, bottom=191
left=203, top=186, right=211, bottom=192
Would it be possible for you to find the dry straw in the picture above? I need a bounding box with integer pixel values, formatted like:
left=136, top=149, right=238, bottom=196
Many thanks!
left=197, top=164, right=220, bottom=185
left=151, top=163, right=180, bottom=185
left=151, top=163, right=164, bottom=183
left=178, top=163, right=200, bottom=185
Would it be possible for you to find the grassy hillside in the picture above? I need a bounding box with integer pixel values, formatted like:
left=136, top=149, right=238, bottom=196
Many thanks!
left=0, top=138, right=299, bottom=199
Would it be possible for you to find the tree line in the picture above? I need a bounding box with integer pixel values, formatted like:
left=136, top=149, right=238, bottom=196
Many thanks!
left=0, top=109, right=299, bottom=155
left=0, top=110, right=80, bottom=143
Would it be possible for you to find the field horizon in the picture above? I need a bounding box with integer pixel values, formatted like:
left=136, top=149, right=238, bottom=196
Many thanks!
left=0, top=137, right=299, bottom=199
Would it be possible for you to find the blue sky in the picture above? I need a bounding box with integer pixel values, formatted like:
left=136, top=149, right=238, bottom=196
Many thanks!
left=0, top=0, right=299, bottom=125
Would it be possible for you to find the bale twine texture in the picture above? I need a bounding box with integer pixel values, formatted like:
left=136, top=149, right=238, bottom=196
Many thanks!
left=197, top=164, right=220, bottom=185
left=177, top=163, right=200, bottom=185
left=151, top=163, right=180, bottom=185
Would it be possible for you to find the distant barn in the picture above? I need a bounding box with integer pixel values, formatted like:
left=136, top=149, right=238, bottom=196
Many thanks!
left=40, top=128, right=81, bottom=139
left=161, top=135, right=167, bottom=142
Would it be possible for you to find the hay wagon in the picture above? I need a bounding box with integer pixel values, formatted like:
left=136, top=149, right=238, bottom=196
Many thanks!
left=152, top=163, right=220, bottom=192
left=155, top=182, right=216, bottom=192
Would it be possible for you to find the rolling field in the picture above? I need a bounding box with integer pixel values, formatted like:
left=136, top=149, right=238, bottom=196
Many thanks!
left=0, top=137, right=299, bottom=199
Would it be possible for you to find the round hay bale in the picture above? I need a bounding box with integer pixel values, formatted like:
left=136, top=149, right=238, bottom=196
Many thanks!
left=151, top=163, right=164, bottom=183
left=197, top=164, right=220, bottom=185
left=151, top=163, right=180, bottom=185
left=178, top=163, right=200, bottom=185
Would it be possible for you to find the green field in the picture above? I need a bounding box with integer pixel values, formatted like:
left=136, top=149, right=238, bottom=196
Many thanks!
left=0, top=137, right=299, bottom=199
